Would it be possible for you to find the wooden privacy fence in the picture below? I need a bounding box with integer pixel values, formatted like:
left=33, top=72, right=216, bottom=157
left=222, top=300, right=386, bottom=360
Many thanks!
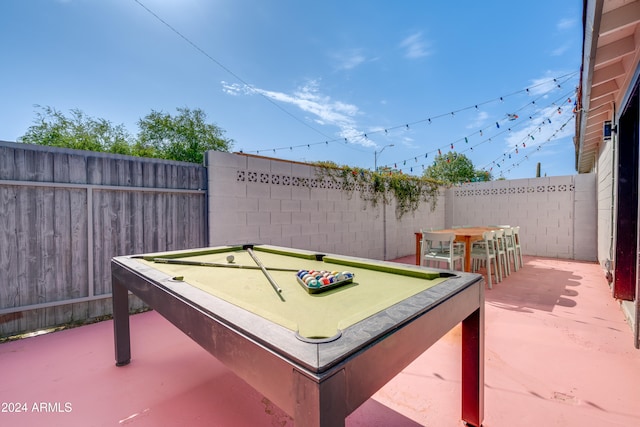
left=0, top=141, right=207, bottom=337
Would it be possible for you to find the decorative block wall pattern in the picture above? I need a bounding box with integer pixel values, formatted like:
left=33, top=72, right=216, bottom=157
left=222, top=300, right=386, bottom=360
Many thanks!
left=207, top=152, right=597, bottom=261
left=450, top=174, right=596, bottom=260
left=207, top=152, right=444, bottom=259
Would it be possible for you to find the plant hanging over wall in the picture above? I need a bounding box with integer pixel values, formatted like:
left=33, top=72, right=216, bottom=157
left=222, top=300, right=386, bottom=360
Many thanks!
left=313, top=161, right=442, bottom=218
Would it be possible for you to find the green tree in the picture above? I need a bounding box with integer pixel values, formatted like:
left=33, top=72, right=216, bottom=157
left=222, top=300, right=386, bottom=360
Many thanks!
left=473, top=169, right=492, bottom=182
left=19, top=105, right=133, bottom=155
left=137, top=107, right=233, bottom=163
left=19, top=106, right=233, bottom=163
left=422, top=151, right=491, bottom=184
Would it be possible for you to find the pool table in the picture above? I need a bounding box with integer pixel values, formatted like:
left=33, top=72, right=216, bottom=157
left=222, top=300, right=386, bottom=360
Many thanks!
left=112, top=244, right=484, bottom=427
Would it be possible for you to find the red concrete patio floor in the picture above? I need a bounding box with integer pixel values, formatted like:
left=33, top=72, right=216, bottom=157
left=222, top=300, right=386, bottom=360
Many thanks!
left=1, top=256, right=639, bottom=427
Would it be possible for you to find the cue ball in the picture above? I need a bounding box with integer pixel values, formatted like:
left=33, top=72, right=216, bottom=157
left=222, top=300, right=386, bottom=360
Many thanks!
left=226, top=255, right=235, bottom=263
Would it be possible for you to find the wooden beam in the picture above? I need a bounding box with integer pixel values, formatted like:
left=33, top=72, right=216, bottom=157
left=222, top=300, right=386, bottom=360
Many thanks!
left=583, top=129, right=602, bottom=143
left=592, top=61, right=626, bottom=86
left=595, top=35, right=636, bottom=66
left=585, top=110, right=611, bottom=128
left=588, top=93, right=615, bottom=110
left=600, top=1, right=640, bottom=37
left=590, top=79, right=619, bottom=100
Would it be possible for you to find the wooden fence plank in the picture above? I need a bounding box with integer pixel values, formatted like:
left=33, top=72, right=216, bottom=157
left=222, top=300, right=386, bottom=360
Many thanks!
left=0, top=186, right=18, bottom=309
left=0, top=146, right=15, bottom=179
left=0, top=142, right=207, bottom=337
left=70, top=189, right=89, bottom=298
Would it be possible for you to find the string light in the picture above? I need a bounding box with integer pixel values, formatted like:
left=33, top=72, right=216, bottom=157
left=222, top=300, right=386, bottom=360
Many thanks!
left=380, top=85, right=576, bottom=174
left=243, top=72, right=578, bottom=157
left=244, top=75, right=577, bottom=180
left=479, top=114, right=574, bottom=176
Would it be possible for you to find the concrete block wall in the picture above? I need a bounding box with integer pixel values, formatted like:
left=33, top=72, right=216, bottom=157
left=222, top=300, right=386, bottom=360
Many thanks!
left=449, top=174, right=597, bottom=261
left=207, top=151, right=444, bottom=260
left=207, top=151, right=596, bottom=261
left=574, top=173, right=598, bottom=261
left=596, top=137, right=615, bottom=268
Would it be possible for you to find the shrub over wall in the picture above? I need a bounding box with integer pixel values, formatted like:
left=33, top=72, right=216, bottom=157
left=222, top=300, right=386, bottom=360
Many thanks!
left=314, top=162, right=441, bottom=218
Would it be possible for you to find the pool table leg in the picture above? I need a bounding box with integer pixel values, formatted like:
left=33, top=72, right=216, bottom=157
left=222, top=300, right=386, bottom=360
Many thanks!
left=293, top=368, right=347, bottom=427
left=461, top=305, right=485, bottom=426
left=112, top=279, right=131, bottom=367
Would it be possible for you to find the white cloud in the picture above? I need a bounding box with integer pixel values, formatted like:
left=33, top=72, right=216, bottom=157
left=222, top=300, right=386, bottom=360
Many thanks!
left=221, top=81, right=245, bottom=96
left=331, top=49, right=367, bottom=70
left=557, top=18, right=576, bottom=31
left=527, top=70, right=573, bottom=96
left=551, top=42, right=572, bottom=56
left=399, top=135, right=419, bottom=150
left=221, top=79, right=375, bottom=147
left=399, top=32, right=432, bottom=59
left=466, top=111, right=489, bottom=129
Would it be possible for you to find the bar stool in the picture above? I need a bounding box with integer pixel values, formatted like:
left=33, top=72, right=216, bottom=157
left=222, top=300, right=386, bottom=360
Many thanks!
left=512, top=226, right=524, bottom=268
left=471, top=230, right=500, bottom=289
left=493, top=229, right=509, bottom=278
left=502, top=227, right=519, bottom=271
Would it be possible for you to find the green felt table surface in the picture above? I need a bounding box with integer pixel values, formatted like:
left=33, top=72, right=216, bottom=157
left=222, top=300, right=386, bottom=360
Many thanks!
left=138, top=246, right=448, bottom=339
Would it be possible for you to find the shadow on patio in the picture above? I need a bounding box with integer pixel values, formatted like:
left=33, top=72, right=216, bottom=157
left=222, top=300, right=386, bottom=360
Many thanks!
left=1, top=256, right=639, bottom=427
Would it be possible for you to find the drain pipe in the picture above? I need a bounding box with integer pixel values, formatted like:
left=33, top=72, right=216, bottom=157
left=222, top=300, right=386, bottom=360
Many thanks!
left=606, top=104, right=616, bottom=287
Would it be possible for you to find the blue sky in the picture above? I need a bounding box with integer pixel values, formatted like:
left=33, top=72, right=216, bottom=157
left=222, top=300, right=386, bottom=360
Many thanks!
left=1, top=0, right=583, bottom=179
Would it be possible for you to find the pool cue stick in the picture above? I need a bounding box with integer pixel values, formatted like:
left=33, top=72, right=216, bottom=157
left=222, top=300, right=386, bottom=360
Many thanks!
left=245, top=247, right=284, bottom=295
left=152, top=258, right=299, bottom=272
